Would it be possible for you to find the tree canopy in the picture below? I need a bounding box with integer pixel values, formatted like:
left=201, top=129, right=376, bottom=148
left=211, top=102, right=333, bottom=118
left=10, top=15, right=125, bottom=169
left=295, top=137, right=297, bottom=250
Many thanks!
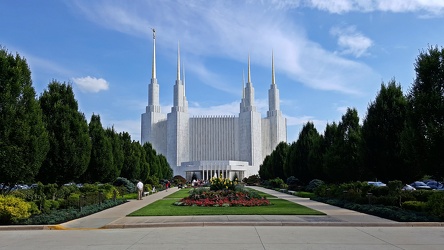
left=37, top=81, right=91, bottom=185
left=0, top=48, right=49, bottom=192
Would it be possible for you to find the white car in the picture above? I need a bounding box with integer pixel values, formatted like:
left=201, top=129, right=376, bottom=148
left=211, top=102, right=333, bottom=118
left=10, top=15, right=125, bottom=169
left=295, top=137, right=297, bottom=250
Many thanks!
left=367, top=181, right=387, bottom=187
left=402, top=184, right=416, bottom=191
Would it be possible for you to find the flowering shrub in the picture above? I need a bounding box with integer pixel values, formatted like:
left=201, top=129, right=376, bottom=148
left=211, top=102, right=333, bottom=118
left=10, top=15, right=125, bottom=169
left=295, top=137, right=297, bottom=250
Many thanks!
left=175, top=187, right=270, bottom=207
left=210, top=177, right=237, bottom=191
left=0, top=195, right=31, bottom=223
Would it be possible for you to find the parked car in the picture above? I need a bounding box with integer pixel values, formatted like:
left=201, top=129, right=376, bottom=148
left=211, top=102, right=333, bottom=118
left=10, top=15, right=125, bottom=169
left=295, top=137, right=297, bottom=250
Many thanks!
left=402, top=184, right=416, bottom=191
left=425, top=180, right=443, bottom=190
left=367, top=181, right=387, bottom=187
left=410, top=181, right=432, bottom=190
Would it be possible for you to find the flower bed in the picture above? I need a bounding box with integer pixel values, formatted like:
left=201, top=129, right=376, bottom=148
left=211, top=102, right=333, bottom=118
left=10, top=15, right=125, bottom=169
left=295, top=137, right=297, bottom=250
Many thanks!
left=175, top=190, right=270, bottom=207
left=174, top=179, right=270, bottom=207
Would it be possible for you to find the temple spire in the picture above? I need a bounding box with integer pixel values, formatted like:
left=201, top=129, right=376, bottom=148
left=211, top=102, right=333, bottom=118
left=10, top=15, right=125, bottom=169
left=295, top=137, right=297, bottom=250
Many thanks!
left=242, top=70, right=245, bottom=98
left=182, top=63, right=186, bottom=96
left=247, top=54, right=251, bottom=83
left=151, top=28, right=156, bottom=79
left=272, top=50, right=275, bottom=85
left=177, top=42, right=181, bottom=81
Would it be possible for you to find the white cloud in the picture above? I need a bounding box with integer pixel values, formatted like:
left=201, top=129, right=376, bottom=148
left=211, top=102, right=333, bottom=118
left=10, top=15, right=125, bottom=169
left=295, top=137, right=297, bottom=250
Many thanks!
left=305, top=0, right=444, bottom=15
left=70, top=0, right=378, bottom=96
left=336, top=106, right=349, bottom=114
left=72, top=76, right=109, bottom=93
left=105, top=119, right=141, bottom=142
left=330, top=26, right=373, bottom=58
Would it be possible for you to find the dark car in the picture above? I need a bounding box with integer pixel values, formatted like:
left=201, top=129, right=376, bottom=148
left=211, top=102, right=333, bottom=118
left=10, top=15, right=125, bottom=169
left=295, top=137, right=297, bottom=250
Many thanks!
left=425, top=180, right=443, bottom=190
left=410, top=181, right=432, bottom=190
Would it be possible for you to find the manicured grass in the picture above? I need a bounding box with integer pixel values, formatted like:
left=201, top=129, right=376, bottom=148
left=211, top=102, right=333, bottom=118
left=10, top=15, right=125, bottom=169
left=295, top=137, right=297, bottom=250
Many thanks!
left=129, top=192, right=324, bottom=216
left=163, top=188, right=191, bottom=198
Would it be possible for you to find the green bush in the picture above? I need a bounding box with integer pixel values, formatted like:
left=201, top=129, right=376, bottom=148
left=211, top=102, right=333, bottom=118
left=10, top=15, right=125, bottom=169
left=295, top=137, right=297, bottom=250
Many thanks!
left=313, top=196, right=439, bottom=222
left=98, top=184, right=119, bottom=199
left=113, top=177, right=135, bottom=193
left=172, top=175, right=187, bottom=185
left=306, top=179, right=324, bottom=192
left=286, top=176, right=301, bottom=190
left=243, top=174, right=260, bottom=186
left=402, top=201, right=427, bottom=212
left=79, top=183, right=99, bottom=193
left=28, top=202, right=41, bottom=216
left=296, top=191, right=315, bottom=199
left=0, top=195, right=31, bottom=224
left=269, top=178, right=284, bottom=189
left=20, top=199, right=126, bottom=225
left=145, top=176, right=160, bottom=189
left=426, top=192, right=444, bottom=219
left=57, top=185, right=79, bottom=200
left=41, top=200, right=61, bottom=214
left=411, top=190, right=434, bottom=202
left=145, top=184, right=153, bottom=193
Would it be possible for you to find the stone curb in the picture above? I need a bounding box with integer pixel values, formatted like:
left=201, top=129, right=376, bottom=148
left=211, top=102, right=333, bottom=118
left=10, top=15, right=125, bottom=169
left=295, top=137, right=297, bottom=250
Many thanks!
left=100, top=221, right=444, bottom=229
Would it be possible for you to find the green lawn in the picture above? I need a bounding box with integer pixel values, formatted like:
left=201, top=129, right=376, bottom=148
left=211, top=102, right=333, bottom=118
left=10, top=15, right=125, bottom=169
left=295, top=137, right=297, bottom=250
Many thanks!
left=128, top=188, right=324, bottom=216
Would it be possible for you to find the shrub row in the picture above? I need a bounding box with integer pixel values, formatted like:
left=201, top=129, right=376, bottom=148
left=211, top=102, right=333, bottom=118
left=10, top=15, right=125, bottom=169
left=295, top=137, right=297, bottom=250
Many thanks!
left=312, top=197, right=440, bottom=222
left=18, top=199, right=126, bottom=225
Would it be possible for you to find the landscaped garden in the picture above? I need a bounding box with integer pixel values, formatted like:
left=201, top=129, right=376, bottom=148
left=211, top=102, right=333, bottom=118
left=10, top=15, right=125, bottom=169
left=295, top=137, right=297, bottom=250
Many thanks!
left=129, top=177, right=324, bottom=216
left=0, top=177, right=168, bottom=225
left=260, top=176, right=444, bottom=222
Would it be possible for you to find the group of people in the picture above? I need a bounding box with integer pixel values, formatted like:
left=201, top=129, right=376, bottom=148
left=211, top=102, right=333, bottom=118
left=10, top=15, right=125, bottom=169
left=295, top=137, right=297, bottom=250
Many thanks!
left=191, top=179, right=208, bottom=187
left=136, top=180, right=171, bottom=200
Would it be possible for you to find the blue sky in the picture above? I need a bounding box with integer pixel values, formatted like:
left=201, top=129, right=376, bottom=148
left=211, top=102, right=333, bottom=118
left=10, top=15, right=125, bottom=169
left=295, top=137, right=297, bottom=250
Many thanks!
left=1, top=0, right=444, bottom=143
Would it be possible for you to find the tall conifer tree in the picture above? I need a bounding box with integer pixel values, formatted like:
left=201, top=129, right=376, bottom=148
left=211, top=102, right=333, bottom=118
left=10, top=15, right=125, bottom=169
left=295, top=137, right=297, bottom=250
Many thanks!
left=38, top=81, right=91, bottom=184
left=0, top=48, right=49, bottom=192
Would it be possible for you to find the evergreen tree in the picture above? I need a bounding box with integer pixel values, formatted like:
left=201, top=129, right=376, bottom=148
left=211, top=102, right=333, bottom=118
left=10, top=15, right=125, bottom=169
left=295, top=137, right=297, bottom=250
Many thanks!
left=143, top=142, right=159, bottom=177
left=259, top=142, right=288, bottom=180
left=83, top=114, right=114, bottom=183
left=37, top=81, right=91, bottom=185
left=120, top=132, right=141, bottom=180
left=322, top=122, right=340, bottom=182
left=259, top=155, right=273, bottom=180
left=105, top=126, right=124, bottom=178
left=293, top=122, right=321, bottom=183
left=0, top=48, right=49, bottom=192
left=284, top=122, right=322, bottom=184
left=120, top=132, right=133, bottom=179
left=362, top=80, right=407, bottom=181
left=403, top=45, right=444, bottom=179
left=336, top=108, right=363, bottom=182
left=139, top=144, right=149, bottom=182
left=158, top=154, right=173, bottom=180
left=323, top=109, right=362, bottom=183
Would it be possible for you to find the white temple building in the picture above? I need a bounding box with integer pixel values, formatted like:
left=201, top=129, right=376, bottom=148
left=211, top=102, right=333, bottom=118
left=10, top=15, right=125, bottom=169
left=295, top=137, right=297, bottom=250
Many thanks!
left=141, top=31, right=287, bottom=181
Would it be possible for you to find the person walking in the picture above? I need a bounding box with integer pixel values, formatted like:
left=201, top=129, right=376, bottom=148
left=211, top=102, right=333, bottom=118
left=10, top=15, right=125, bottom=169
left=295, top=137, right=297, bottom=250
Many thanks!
left=137, top=180, right=144, bottom=200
